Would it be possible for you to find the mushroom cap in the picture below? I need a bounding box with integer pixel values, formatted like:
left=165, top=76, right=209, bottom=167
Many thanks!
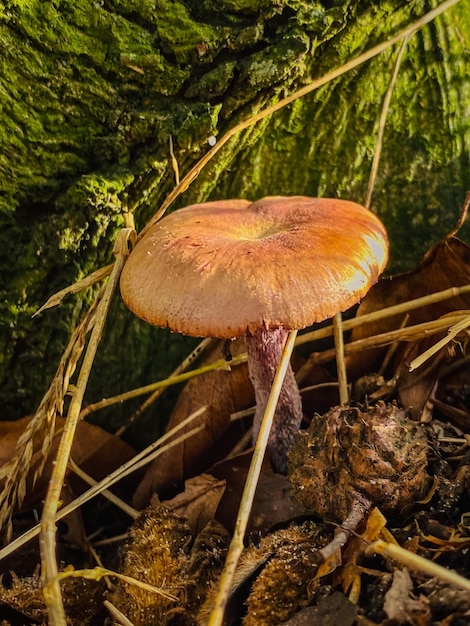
left=120, top=196, right=389, bottom=338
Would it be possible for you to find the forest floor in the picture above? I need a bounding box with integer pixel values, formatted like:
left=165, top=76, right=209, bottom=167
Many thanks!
left=0, top=228, right=469, bottom=626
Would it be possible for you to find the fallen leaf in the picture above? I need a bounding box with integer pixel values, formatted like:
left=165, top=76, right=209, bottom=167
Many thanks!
left=133, top=338, right=254, bottom=507
left=348, top=237, right=470, bottom=418
left=161, top=473, right=226, bottom=536
left=209, top=450, right=308, bottom=535
left=349, top=237, right=470, bottom=370
left=383, top=568, right=430, bottom=623
left=0, top=416, right=137, bottom=510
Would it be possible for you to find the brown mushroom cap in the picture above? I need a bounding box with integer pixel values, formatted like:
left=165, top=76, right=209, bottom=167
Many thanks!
left=120, top=196, right=388, bottom=338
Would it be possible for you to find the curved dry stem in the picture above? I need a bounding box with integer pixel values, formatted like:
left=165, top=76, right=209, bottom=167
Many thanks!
left=0, top=409, right=206, bottom=564
left=365, top=35, right=410, bottom=210
left=207, top=330, right=298, bottom=626
left=39, top=228, right=134, bottom=626
left=369, top=539, right=470, bottom=592
left=317, top=495, right=372, bottom=566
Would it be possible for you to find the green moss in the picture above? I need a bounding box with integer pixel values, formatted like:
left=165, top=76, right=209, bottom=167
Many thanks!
left=184, top=61, right=237, bottom=99
left=154, top=0, right=228, bottom=64
left=197, top=0, right=272, bottom=13
left=120, top=53, right=190, bottom=96
left=223, top=30, right=310, bottom=117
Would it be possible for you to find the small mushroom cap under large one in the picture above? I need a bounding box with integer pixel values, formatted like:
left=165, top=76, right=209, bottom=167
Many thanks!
left=120, top=196, right=389, bottom=338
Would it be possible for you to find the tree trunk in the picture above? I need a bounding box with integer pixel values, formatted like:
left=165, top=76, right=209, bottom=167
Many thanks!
left=1, top=0, right=468, bottom=424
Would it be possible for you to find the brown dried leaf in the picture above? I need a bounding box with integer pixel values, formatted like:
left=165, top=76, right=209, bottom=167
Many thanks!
left=0, top=417, right=136, bottom=510
left=393, top=333, right=449, bottom=420
left=133, top=338, right=254, bottom=507
left=348, top=237, right=470, bottom=418
left=210, top=450, right=308, bottom=535
left=162, top=473, right=226, bottom=536
left=383, top=568, right=430, bottom=623
left=350, top=237, right=470, bottom=370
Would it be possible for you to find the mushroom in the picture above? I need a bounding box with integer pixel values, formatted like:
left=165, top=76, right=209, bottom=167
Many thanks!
left=120, top=196, right=389, bottom=472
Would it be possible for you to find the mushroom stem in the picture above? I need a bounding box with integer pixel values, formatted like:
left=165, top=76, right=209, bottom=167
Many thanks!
left=246, top=327, right=303, bottom=473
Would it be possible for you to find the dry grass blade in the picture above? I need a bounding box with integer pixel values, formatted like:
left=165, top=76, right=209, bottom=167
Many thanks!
left=208, top=330, right=298, bottom=626
left=0, top=408, right=206, bottom=564
left=304, top=311, right=470, bottom=368
left=39, top=227, right=134, bottom=626
left=368, top=539, right=470, bottom=592
left=68, top=458, right=139, bottom=520
left=365, top=35, right=410, bottom=210
left=32, top=264, right=113, bottom=317
left=409, top=313, right=470, bottom=371
left=296, top=285, right=470, bottom=349
left=0, top=294, right=101, bottom=541
left=80, top=351, right=246, bottom=420
left=115, top=337, right=214, bottom=435
left=104, top=600, right=136, bottom=626
left=57, top=566, right=179, bottom=601
left=333, top=312, right=349, bottom=405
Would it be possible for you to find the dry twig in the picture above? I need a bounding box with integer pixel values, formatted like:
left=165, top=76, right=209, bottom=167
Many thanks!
left=207, top=330, right=298, bottom=626
left=39, top=228, right=134, bottom=625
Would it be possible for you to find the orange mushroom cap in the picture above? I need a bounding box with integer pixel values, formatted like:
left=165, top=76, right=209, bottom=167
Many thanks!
left=120, top=196, right=389, bottom=338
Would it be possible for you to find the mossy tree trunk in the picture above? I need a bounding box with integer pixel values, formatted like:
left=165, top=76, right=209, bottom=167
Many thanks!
left=1, top=0, right=469, bottom=428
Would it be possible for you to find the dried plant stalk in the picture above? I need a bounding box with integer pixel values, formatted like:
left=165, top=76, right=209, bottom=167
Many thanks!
left=80, top=351, right=246, bottom=420
left=369, top=539, right=470, bottom=592
left=297, top=284, right=470, bottom=350
left=119, top=337, right=214, bottom=434
left=103, top=600, right=135, bottom=626
left=33, top=263, right=113, bottom=317
left=207, top=330, right=297, bottom=626
left=39, top=228, right=134, bottom=626
left=333, top=312, right=349, bottom=405
left=304, top=312, right=470, bottom=368
left=0, top=409, right=206, bottom=564
left=68, top=458, right=139, bottom=520
left=409, top=313, right=470, bottom=371
left=365, top=35, right=410, bottom=209
left=0, top=295, right=101, bottom=541
left=56, top=566, right=178, bottom=601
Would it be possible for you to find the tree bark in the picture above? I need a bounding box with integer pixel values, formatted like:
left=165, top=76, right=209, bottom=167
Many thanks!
left=0, top=0, right=468, bottom=423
